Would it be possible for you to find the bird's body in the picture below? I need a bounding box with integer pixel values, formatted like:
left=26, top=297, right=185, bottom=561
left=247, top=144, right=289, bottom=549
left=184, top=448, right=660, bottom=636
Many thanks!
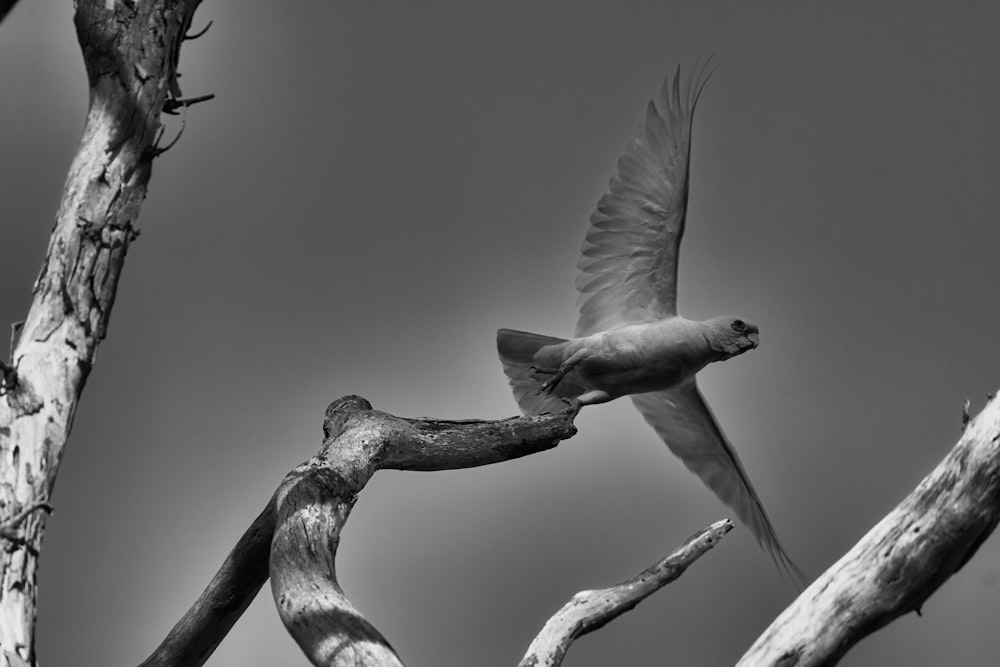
left=496, top=65, right=805, bottom=585
left=499, top=316, right=758, bottom=409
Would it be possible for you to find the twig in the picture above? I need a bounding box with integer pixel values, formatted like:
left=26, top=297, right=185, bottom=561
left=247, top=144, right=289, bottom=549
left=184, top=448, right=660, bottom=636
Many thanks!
left=184, top=19, right=212, bottom=40
left=9, top=321, right=22, bottom=361
left=152, top=114, right=187, bottom=157
left=519, top=519, right=733, bottom=667
left=162, top=93, right=215, bottom=115
left=141, top=396, right=578, bottom=666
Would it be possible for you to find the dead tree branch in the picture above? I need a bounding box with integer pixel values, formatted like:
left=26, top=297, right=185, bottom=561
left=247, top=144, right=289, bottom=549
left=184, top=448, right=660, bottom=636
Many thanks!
left=138, top=499, right=277, bottom=667
left=737, top=394, right=1000, bottom=666
left=142, top=389, right=1000, bottom=666
left=520, top=519, right=733, bottom=667
left=0, top=1, right=203, bottom=664
left=140, top=396, right=579, bottom=666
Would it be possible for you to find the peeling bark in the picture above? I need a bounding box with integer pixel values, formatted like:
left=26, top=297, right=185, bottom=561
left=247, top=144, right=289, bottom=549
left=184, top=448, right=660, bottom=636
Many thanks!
left=142, top=396, right=578, bottom=666
left=142, top=391, right=1000, bottom=666
left=0, top=1, right=202, bottom=664
left=737, top=394, right=1000, bottom=666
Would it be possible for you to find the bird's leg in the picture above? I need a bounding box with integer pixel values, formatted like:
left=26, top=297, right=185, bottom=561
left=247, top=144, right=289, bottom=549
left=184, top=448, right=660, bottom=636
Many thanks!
left=537, top=349, right=588, bottom=395
left=576, top=389, right=612, bottom=406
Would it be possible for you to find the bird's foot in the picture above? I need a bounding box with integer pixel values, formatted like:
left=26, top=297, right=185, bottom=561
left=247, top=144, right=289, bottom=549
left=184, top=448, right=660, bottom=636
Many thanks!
left=530, top=365, right=562, bottom=394
left=560, top=398, right=582, bottom=416
left=535, top=353, right=585, bottom=395
left=537, top=375, right=560, bottom=395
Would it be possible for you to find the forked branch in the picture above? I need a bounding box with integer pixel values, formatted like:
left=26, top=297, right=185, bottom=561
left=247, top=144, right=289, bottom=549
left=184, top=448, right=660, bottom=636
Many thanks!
left=141, top=395, right=579, bottom=666
left=144, top=392, right=1000, bottom=666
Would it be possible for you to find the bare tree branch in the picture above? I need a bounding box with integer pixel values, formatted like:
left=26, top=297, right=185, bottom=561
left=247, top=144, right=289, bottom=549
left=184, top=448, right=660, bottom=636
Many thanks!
left=737, top=394, right=1000, bottom=666
left=0, top=1, right=203, bottom=664
left=271, top=466, right=404, bottom=667
left=138, top=499, right=277, bottom=667
left=520, top=519, right=734, bottom=667
left=143, top=387, right=1000, bottom=666
left=140, top=395, right=578, bottom=666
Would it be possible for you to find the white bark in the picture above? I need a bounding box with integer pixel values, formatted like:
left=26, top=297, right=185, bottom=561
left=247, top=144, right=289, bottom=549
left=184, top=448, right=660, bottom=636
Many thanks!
left=0, top=2, right=203, bottom=664
left=738, top=395, right=1000, bottom=666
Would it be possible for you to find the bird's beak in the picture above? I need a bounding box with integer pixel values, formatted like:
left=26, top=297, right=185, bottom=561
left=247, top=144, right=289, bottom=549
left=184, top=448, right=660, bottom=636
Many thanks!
left=747, top=332, right=760, bottom=348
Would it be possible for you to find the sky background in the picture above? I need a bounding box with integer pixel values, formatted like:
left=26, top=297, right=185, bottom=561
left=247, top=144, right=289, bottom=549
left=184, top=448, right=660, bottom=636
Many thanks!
left=2, top=1, right=1000, bottom=665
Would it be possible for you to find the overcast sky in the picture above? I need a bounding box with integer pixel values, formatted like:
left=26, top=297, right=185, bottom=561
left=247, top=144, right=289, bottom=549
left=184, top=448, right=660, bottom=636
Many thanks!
left=3, top=2, right=1000, bottom=665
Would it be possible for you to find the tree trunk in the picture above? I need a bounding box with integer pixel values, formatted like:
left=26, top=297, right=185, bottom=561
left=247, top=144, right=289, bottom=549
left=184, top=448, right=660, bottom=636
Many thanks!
left=0, top=2, right=202, bottom=664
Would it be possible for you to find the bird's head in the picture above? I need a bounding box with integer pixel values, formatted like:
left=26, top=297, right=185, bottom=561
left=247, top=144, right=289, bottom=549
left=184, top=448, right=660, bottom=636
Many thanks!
left=703, top=316, right=760, bottom=360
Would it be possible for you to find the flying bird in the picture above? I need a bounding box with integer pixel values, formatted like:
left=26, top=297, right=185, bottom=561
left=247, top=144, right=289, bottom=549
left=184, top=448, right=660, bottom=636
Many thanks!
left=496, top=66, right=805, bottom=585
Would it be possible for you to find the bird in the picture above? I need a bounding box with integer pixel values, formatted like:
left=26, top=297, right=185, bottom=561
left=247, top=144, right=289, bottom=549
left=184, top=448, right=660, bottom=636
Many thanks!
left=496, top=65, right=805, bottom=586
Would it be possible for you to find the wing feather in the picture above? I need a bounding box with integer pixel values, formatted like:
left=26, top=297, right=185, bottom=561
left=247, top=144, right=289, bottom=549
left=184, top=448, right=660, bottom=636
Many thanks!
left=575, top=65, right=712, bottom=337
left=631, top=383, right=806, bottom=587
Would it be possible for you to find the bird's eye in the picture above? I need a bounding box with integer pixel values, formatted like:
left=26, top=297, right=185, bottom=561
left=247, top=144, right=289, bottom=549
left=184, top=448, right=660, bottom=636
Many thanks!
left=730, top=319, right=747, bottom=333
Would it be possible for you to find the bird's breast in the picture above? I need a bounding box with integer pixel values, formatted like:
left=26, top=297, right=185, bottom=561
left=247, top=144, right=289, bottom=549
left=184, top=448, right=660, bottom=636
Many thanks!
left=576, top=322, right=707, bottom=396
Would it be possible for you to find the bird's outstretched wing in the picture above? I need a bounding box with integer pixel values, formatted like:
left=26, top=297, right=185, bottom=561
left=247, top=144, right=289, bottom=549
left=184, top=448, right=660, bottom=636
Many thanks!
left=630, top=382, right=806, bottom=586
left=576, top=66, right=712, bottom=337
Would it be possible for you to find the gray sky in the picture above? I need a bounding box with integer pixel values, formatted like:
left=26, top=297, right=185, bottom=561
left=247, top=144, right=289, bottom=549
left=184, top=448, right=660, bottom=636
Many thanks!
left=3, top=1, right=1000, bottom=665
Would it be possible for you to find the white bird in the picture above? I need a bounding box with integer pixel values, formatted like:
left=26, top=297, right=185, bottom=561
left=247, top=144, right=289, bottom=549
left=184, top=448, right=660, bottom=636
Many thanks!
left=497, top=66, right=804, bottom=585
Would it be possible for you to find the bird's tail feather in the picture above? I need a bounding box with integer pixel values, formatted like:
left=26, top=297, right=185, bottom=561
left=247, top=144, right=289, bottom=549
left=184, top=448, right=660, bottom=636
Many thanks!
left=496, top=328, right=582, bottom=415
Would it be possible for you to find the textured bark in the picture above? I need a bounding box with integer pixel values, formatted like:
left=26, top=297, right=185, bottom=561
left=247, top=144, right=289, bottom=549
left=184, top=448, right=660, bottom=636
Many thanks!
left=145, top=391, right=1000, bottom=665
left=737, top=394, right=1000, bottom=666
left=0, top=1, right=202, bottom=665
left=519, top=519, right=733, bottom=667
left=271, top=467, right=404, bottom=667
left=271, top=397, right=579, bottom=666
left=140, top=396, right=578, bottom=666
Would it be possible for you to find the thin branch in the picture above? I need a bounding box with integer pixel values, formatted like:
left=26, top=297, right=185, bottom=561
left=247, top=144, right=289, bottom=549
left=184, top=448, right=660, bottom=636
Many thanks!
left=8, top=321, right=22, bottom=361
left=137, top=498, right=277, bottom=667
left=737, top=393, right=1000, bottom=666
left=184, top=19, right=213, bottom=40
left=519, top=519, right=734, bottom=667
left=162, top=93, right=215, bottom=115
left=152, top=111, right=188, bottom=157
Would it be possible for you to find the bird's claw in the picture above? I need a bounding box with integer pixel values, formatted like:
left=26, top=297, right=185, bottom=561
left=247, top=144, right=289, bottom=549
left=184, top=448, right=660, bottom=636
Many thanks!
left=537, top=376, right=559, bottom=395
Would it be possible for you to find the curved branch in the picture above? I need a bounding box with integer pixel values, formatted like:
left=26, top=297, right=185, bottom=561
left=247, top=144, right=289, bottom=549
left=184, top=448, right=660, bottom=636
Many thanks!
left=140, top=395, right=578, bottom=666
left=737, top=394, right=1000, bottom=666
left=271, top=467, right=403, bottom=667
left=519, top=519, right=734, bottom=667
left=145, top=389, right=1000, bottom=666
